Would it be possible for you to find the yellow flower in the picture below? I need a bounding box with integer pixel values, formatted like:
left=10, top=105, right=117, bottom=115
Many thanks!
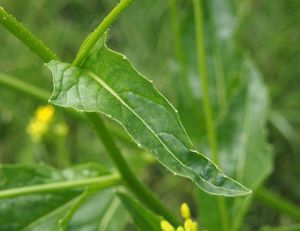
left=183, top=219, right=198, bottom=231
left=184, top=219, right=193, bottom=231
left=176, top=226, right=184, bottom=231
left=161, top=220, right=175, bottom=231
left=35, top=105, right=54, bottom=123
left=180, top=203, right=191, bottom=219
left=26, top=105, right=55, bottom=142
left=191, top=222, right=198, bottom=231
left=160, top=202, right=199, bottom=231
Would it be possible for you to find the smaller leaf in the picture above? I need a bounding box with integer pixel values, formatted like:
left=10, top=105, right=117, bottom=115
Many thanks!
left=117, top=192, right=162, bottom=231
left=0, top=163, right=113, bottom=231
left=66, top=189, right=115, bottom=231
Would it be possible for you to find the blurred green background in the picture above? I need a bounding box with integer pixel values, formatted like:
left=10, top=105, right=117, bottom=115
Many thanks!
left=0, top=0, right=299, bottom=230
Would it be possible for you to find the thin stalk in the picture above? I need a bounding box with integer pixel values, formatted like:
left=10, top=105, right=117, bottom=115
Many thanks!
left=87, top=114, right=179, bottom=225
left=211, top=35, right=227, bottom=118
left=0, top=174, right=121, bottom=199
left=192, top=0, right=229, bottom=230
left=60, top=189, right=95, bottom=229
left=0, top=72, right=49, bottom=101
left=73, top=0, right=133, bottom=66
left=167, top=0, right=189, bottom=91
left=255, top=187, right=300, bottom=221
left=192, top=0, right=218, bottom=164
left=0, top=6, right=57, bottom=62
left=0, top=2, right=178, bottom=225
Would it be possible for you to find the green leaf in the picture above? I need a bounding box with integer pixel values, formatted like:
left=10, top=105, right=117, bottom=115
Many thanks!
left=47, top=37, right=250, bottom=197
left=0, top=163, right=113, bottom=231
left=97, top=196, right=129, bottom=231
left=117, top=192, right=161, bottom=231
left=65, top=190, right=120, bottom=231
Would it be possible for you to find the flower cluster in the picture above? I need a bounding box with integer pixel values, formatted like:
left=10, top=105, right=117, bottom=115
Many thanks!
left=161, top=203, right=199, bottom=231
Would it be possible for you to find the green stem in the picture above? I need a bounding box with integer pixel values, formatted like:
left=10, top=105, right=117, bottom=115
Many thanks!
left=72, top=0, right=133, bottom=66
left=167, top=0, right=189, bottom=90
left=0, top=72, right=49, bottom=101
left=255, top=187, right=300, bottom=221
left=192, top=0, right=218, bottom=164
left=192, top=0, right=229, bottom=230
left=0, top=174, right=121, bottom=199
left=60, top=189, right=95, bottom=229
left=0, top=6, right=57, bottom=62
left=87, top=114, right=179, bottom=225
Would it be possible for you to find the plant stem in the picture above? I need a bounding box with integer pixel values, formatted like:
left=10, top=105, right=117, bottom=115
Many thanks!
left=192, top=0, right=229, bottom=230
left=0, top=174, right=121, bottom=199
left=255, top=187, right=300, bottom=221
left=167, top=0, right=189, bottom=90
left=0, top=72, right=49, bottom=101
left=72, top=0, right=134, bottom=66
left=87, top=114, right=179, bottom=225
left=192, top=0, right=218, bottom=164
left=60, top=189, right=95, bottom=229
left=0, top=6, right=57, bottom=62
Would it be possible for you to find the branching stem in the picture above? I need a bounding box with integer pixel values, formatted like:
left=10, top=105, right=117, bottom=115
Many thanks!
left=73, top=0, right=133, bottom=66
left=0, top=174, right=121, bottom=199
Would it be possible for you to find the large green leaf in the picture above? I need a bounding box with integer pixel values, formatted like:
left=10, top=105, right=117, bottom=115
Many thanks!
left=0, top=163, right=115, bottom=231
left=47, top=37, right=250, bottom=197
left=117, top=192, right=161, bottom=231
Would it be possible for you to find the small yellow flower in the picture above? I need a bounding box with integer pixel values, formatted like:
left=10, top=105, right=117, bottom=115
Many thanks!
left=180, top=203, right=191, bottom=219
left=161, top=220, right=175, bottom=231
left=35, top=105, right=54, bottom=123
left=183, top=219, right=199, bottom=231
left=191, top=221, right=198, bottom=231
left=176, top=226, right=184, bottom=231
left=26, top=105, right=55, bottom=142
left=160, top=202, right=199, bottom=231
left=184, top=218, right=193, bottom=231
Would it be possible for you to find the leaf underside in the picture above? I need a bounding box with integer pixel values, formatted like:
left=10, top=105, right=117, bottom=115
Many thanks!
left=47, top=37, right=250, bottom=196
